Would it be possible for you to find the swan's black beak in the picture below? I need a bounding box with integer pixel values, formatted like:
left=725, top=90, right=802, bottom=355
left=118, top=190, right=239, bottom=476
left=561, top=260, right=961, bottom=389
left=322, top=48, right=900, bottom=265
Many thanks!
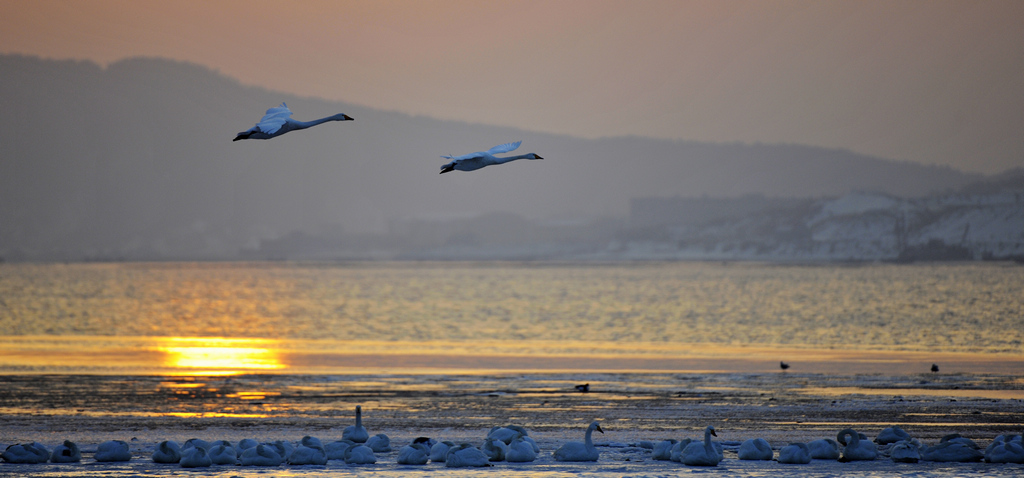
left=711, top=429, right=718, bottom=437
left=343, top=114, right=354, bottom=121
left=535, top=155, right=544, bottom=160
left=596, top=425, right=604, bottom=434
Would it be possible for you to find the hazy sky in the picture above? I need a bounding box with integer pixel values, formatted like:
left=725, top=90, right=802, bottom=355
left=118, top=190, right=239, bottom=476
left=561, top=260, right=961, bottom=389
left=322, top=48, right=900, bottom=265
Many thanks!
left=2, top=0, right=1022, bottom=174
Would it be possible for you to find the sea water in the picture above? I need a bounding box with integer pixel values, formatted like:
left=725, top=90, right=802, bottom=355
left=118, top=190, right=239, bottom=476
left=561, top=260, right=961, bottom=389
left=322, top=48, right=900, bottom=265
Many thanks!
left=1, top=261, right=1022, bottom=477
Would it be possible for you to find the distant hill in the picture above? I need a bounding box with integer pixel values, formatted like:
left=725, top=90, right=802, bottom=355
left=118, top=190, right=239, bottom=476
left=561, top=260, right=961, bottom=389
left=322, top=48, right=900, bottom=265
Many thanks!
left=0, top=55, right=989, bottom=260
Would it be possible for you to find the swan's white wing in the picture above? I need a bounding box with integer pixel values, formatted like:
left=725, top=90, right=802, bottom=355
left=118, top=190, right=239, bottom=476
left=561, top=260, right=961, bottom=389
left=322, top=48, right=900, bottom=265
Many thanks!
left=256, top=103, right=293, bottom=134
left=441, top=151, right=486, bottom=161
left=487, top=141, right=522, bottom=155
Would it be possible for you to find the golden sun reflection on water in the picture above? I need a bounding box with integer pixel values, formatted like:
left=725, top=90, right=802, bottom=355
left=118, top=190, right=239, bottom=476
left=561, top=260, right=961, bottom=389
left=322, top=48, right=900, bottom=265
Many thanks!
left=157, top=337, right=285, bottom=375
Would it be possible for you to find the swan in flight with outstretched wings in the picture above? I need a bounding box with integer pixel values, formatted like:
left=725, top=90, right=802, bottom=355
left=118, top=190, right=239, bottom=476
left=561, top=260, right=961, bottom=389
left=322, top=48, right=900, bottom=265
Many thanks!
left=233, top=103, right=352, bottom=141
left=440, top=141, right=543, bottom=174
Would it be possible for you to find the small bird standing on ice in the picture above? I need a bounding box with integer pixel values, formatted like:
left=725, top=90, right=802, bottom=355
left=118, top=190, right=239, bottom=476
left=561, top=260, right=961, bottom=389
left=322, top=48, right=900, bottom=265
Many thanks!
left=780, top=361, right=790, bottom=371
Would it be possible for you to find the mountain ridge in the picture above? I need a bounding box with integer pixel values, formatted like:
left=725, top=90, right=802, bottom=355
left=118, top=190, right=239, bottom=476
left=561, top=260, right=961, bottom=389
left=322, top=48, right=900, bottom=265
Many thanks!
left=0, top=54, right=994, bottom=260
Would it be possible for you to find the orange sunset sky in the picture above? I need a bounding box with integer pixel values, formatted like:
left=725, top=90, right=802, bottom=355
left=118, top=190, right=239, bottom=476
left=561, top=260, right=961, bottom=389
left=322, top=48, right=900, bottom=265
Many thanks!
left=1, top=0, right=1022, bottom=174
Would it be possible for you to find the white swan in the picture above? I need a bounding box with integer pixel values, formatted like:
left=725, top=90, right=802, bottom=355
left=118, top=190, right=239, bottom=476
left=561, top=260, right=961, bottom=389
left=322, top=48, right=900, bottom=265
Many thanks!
left=737, top=437, right=773, bottom=460
left=669, top=438, right=693, bottom=462
left=152, top=440, right=182, bottom=464
left=366, top=433, right=391, bottom=453
left=234, top=103, right=352, bottom=141
left=396, top=437, right=432, bottom=465
left=95, top=440, right=132, bottom=462
left=445, top=443, right=492, bottom=467
left=50, top=440, right=81, bottom=463
left=837, top=428, right=877, bottom=462
left=652, top=439, right=678, bottom=460
left=875, top=425, right=912, bottom=444
left=180, top=446, right=212, bottom=468
left=430, top=440, right=455, bottom=462
left=209, top=443, right=237, bottom=465
left=237, top=438, right=259, bottom=450
left=182, top=438, right=210, bottom=452
left=325, top=440, right=355, bottom=460
left=553, top=421, right=603, bottom=462
left=488, top=424, right=532, bottom=444
left=239, top=444, right=282, bottom=466
left=440, top=141, right=543, bottom=174
left=807, top=438, right=841, bottom=459
left=344, top=444, right=377, bottom=464
left=985, top=436, right=1024, bottom=463
left=922, top=440, right=983, bottom=462
left=343, top=405, right=370, bottom=443
left=681, top=426, right=722, bottom=466
left=481, top=436, right=509, bottom=461
left=506, top=435, right=538, bottom=462
left=778, top=442, right=812, bottom=464
left=288, top=439, right=328, bottom=465
left=269, top=440, right=294, bottom=459
left=2, top=442, right=49, bottom=464
left=890, top=440, right=922, bottom=463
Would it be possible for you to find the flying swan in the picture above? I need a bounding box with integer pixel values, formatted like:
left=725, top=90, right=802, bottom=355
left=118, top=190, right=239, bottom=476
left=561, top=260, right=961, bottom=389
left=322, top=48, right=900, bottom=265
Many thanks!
left=439, top=141, right=543, bottom=174
left=233, top=103, right=352, bottom=141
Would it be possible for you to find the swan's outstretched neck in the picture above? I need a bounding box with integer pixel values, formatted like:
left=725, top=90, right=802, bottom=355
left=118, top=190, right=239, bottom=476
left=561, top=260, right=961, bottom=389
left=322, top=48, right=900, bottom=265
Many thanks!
left=495, top=153, right=543, bottom=165
left=355, top=405, right=362, bottom=427
left=293, top=113, right=353, bottom=129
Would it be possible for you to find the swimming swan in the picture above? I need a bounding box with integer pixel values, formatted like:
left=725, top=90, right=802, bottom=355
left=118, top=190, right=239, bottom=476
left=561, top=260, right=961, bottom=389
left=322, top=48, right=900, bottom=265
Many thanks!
left=152, top=440, right=182, bottom=463
left=50, top=440, right=81, bottom=463
left=681, top=426, right=722, bottom=466
left=239, top=444, right=282, bottom=466
left=837, top=428, right=877, bottom=462
left=778, top=442, right=812, bottom=464
left=95, top=440, right=132, bottom=462
left=343, top=405, right=370, bottom=443
left=233, top=103, right=352, bottom=141
left=440, top=141, right=543, bottom=174
left=553, top=421, right=603, bottom=462
left=397, top=437, right=432, bottom=465
left=507, top=435, right=538, bottom=462
left=737, top=437, right=773, bottom=460
left=2, top=442, right=49, bottom=464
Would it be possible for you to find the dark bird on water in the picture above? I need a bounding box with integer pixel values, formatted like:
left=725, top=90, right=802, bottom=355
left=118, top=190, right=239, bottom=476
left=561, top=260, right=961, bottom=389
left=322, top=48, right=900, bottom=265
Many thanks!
left=575, top=383, right=590, bottom=393
left=780, top=361, right=790, bottom=371
left=931, top=364, right=939, bottom=373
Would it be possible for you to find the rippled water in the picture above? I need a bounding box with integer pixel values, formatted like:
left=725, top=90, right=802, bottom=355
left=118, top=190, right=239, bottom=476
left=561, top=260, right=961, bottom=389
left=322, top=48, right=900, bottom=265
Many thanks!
left=1, top=261, right=1022, bottom=374
left=1, top=262, right=1022, bottom=477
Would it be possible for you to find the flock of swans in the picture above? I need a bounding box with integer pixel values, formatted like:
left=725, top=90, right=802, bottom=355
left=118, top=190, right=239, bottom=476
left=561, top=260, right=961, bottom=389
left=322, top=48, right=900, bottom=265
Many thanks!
left=233, top=103, right=543, bottom=174
left=4, top=406, right=1023, bottom=469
